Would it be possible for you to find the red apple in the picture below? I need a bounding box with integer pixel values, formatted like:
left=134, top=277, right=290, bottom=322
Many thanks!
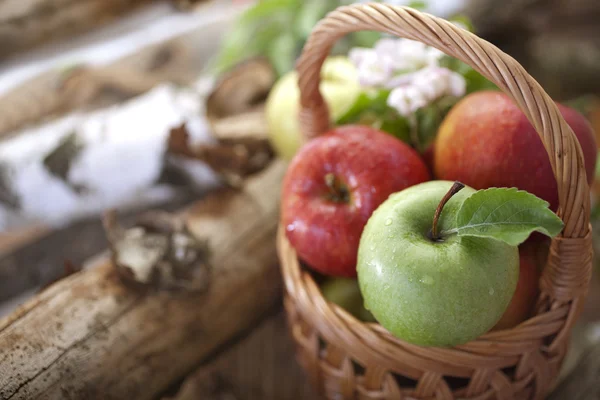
left=281, top=125, right=430, bottom=277
left=433, top=91, right=597, bottom=210
left=493, top=240, right=548, bottom=330
left=422, top=144, right=435, bottom=176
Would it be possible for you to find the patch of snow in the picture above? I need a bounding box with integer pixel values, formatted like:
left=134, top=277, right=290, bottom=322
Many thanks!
left=0, top=80, right=220, bottom=231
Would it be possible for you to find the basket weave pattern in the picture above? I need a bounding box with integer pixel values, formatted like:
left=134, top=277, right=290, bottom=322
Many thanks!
left=278, top=3, right=594, bottom=400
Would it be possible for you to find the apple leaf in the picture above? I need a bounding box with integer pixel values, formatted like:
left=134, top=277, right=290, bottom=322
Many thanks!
left=447, top=188, right=564, bottom=246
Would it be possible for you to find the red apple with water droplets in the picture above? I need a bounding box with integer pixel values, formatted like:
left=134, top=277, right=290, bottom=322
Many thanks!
left=281, top=125, right=430, bottom=277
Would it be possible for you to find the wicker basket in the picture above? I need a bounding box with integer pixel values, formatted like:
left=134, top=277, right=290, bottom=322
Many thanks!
left=277, top=3, right=594, bottom=400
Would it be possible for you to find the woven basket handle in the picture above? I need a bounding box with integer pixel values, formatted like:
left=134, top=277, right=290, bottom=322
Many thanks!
left=296, top=2, right=590, bottom=240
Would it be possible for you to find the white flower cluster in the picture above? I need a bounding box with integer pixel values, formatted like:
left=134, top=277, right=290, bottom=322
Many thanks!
left=349, top=38, right=466, bottom=117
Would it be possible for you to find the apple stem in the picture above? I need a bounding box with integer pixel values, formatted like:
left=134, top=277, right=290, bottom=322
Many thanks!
left=429, top=181, right=465, bottom=241
left=324, top=173, right=350, bottom=203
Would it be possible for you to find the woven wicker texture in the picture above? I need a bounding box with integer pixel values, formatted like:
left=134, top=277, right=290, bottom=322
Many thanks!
left=278, top=3, right=594, bottom=400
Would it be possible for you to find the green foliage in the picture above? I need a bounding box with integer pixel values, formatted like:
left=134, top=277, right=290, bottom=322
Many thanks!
left=444, top=188, right=564, bottom=246
left=337, top=92, right=457, bottom=151
left=412, top=96, right=457, bottom=152
left=337, top=90, right=411, bottom=143
left=406, top=1, right=427, bottom=10
left=564, top=94, right=599, bottom=117
left=212, top=0, right=388, bottom=77
left=448, top=14, right=475, bottom=32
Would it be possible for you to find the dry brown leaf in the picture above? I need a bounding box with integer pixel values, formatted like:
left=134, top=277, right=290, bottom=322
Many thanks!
left=103, top=209, right=211, bottom=293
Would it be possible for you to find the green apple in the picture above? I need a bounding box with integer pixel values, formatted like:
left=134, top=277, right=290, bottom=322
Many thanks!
left=357, top=181, right=519, bottom=347
left=265, top=56, right=361, bottom=160
left=321, top=278, right=375, bottom=322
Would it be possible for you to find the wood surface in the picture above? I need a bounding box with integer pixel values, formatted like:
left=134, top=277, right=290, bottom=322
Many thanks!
left=0, top=160, right=286, bottom=400
left=549, top=337, right=600, bottom=400
left=165, top=311, right=600, bottom=400
left=165, top=312, right=319, bottom=400
left=162, top=306, right=600, bottom=400
left=166, top=271, right=600, bottom=400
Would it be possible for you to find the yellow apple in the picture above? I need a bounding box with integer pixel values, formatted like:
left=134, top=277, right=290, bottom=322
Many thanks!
left=265, top=56, right=361, bottom=160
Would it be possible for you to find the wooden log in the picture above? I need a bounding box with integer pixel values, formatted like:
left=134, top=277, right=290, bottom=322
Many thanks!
left=0, top=0, right=154, bottom=59
left=0, top=160, right=286, bottom=400
left=0, top=42, right=191, bottom=139
left=0, top=226, right=48, bottom=256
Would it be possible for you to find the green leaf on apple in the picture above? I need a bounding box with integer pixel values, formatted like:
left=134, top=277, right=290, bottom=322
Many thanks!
left=444, top=187, right=564, bottom=246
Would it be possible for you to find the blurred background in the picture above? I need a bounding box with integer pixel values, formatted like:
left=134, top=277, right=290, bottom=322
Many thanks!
left=0, top=0, right=600, bottom=397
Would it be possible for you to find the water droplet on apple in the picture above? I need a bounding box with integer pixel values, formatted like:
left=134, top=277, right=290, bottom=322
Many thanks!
left=370, top=245, right=375, bottom=251
left=489, top=288, right=495, bottom=295
left=385, top=218, right=393, bottom=226
left=420, top=275, right=434, bottom=285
